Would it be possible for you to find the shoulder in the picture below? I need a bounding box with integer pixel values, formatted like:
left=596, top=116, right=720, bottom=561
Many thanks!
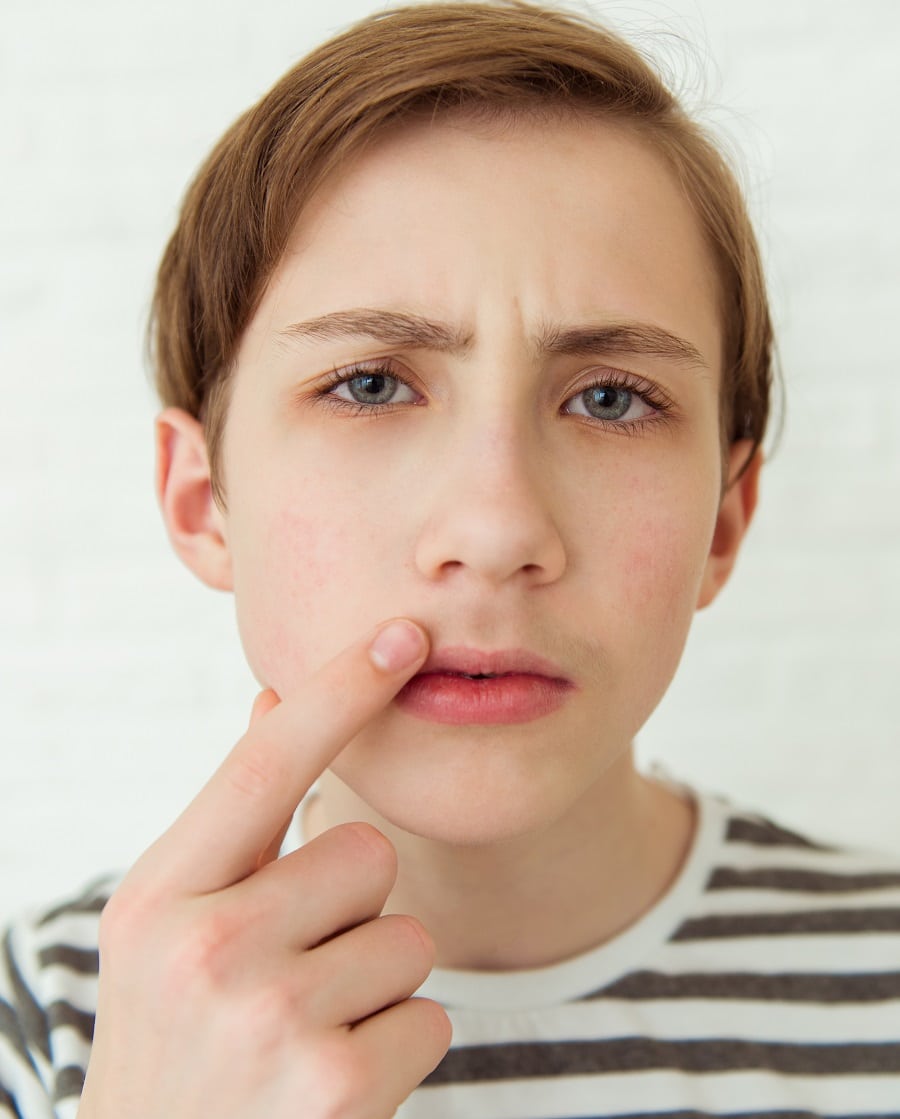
left=714, top=800, right=900, bottom=899
left=1, top=873, right=120, bottom=1116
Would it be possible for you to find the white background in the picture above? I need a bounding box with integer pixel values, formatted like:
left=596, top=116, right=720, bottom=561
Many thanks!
left=2, top=0, right=898, bottom=914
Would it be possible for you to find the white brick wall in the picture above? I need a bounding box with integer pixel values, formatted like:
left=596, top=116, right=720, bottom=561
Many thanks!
left=2, top=0, right=898, bottom=914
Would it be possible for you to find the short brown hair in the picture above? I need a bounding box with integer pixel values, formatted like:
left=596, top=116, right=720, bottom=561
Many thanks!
left=149, top=0, right=774, bottom=509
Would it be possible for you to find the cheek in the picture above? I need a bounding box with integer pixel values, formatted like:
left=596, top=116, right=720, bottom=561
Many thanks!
left=571, top=484, right=716, bottom=739
left=581, top=465, right=719, bottom=682
left=231, top=502, right=366, bottom=694
left=620, top=510, right=711, bottom=618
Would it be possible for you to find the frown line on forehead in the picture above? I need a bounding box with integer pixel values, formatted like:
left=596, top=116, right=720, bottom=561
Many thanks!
left=277, top=308, right=710, bottom=373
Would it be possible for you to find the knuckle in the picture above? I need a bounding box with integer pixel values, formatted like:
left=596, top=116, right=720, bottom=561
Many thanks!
left=308, top=1040, right=369, bottom=1117
left=98, top=882, right=161, bottom=956
left=97, top=890, right=129, bottom=952
left=240, top=981, right=297, bottom=1045
left=400, top=1002, right=454, bottom=1069
left=280, top=962, right=320, bottom=1017
left=99, top=889, right=246, bottom=1010
left=227, top=735, right=292, bottom=803
left=164, top=908, right=238, bottom=990
left=411, top=997, right=454, bottom=1059
left=384, top=914, right=435, bottom=968
left=337, top=821, right=397, bottom=876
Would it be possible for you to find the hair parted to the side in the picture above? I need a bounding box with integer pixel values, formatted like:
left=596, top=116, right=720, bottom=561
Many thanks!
left=149, top=0, right=774, bottom=510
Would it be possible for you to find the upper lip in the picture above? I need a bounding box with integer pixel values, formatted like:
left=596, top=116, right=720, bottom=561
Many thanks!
left=418, top=646, right=571, bottom=681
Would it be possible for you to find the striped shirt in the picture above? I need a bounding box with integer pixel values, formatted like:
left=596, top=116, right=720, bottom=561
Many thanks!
left=2, top=785, right=900, bottom=1118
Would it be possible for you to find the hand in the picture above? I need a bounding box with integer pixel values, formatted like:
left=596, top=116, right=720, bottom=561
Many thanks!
left=78, top=619, right=451, bottom=1119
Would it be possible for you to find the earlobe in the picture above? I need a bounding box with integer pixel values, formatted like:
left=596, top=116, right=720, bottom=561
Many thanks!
left=696, top=440, right=762, bottom=610
left=155, top=407, right=233, bottom=591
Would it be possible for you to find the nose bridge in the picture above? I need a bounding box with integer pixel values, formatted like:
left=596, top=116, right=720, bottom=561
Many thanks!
left=415, top=409, right=567, bottom=586
left=462, top=416, right=542, bottom=498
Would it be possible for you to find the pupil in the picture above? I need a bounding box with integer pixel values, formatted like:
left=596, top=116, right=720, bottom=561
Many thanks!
left=583, top=386, right=630, bottom=420
left=349, top=373, right=394, bottom=404
left=360, top=375, right=384, bottom=395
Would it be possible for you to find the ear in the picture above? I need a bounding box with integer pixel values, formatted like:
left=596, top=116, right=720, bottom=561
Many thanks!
left=696, top=440, right=762, bottom=610
left=155, top=407, right=233, bottom=591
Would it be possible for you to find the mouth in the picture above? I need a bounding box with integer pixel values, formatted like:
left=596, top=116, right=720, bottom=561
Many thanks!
left=418, top=647, right=569, bottom=679
left=396, top=646, right=574, bottom=726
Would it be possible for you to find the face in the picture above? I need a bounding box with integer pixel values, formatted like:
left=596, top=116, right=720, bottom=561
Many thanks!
left=201, top=114, right=751, bottom=844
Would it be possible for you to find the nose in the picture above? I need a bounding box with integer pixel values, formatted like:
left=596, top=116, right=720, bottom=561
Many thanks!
left=414, top=424, right=567, bottom=588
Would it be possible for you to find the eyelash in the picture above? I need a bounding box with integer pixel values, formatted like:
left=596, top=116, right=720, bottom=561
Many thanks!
left=313, top=363, right=423, bottom=417
left=310, top=361, right=675, bottom=431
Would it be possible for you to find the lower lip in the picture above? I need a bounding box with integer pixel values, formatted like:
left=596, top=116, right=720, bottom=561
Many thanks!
left=395, top=672, right=572, bottom=725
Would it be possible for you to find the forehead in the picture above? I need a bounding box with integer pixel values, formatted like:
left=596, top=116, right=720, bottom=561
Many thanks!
left=245, top=112, right=722, bottom=374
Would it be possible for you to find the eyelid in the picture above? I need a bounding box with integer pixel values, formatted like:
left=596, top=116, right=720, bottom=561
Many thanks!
left=305, top=359, right=426, bottom=412
left=563, top=366, right=674, bottom=411
left=330, top=370, right=419, bottom=405
left=568, top=363, right=658, bottom=392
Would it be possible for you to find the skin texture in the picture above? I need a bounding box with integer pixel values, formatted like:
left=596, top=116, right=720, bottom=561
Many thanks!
left=90, top=111, right=761, bottom=1118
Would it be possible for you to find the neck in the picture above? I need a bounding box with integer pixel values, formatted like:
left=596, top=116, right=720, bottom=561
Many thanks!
left=305, top=753, right=695, bottom=971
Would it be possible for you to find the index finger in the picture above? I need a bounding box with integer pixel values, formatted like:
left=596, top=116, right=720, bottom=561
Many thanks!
left=133, top=619, right=428, bottom=895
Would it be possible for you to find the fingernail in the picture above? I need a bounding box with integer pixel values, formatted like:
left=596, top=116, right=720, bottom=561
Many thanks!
left=369, top=620, right=427, bottom=673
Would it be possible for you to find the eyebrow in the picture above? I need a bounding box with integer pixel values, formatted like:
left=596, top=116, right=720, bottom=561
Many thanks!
left=280, top=309, right=472, bottom=355
left=278, top=308, right=708, bottom=370
left=538, top=321, right=707, bottom=370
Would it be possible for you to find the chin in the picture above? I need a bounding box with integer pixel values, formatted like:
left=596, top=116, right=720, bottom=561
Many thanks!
left=331, top=716, right=603, bottom=849
left=379, top=794, right=555, bottom=848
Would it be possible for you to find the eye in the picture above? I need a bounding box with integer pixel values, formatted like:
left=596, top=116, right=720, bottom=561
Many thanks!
left=329, top=370, right=419, bottom=407
left=563, top=382, right=656, bottom=424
